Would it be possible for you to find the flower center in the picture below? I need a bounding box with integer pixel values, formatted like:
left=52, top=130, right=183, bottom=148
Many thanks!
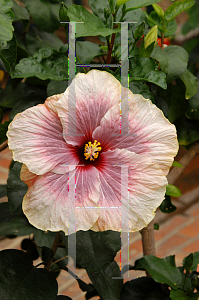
left=84, top=140, right=102, bottom=161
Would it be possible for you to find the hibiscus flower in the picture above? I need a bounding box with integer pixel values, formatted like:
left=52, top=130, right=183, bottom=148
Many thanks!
left=7, top=70, right=178, bottom=234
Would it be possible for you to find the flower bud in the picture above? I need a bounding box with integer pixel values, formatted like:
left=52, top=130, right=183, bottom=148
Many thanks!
left=108, top=0, right=116, bottom=13
left=104, top=8, right=111, bottom=20
left=59, top=2, right=69, bottom=26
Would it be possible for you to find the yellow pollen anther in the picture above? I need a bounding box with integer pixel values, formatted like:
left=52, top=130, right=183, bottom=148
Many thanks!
left=84, top=140, right=102, bottom=161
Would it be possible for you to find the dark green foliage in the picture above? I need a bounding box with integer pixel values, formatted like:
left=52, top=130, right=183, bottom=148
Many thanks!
left=0, top=82, right=47, bottom=119
left=7, top=162, right=28, bottom=213
left=159, top=195, right=177, bottom=214
left=0, top=0, right=14, bottom=48
left=151, top=45, right=189, bottom=82
left=87, top=261, right=123, bottom=300
left=23, top=0, right=61, bottom=32
left=0, top=120, right=11, bottom=144
left=0, top=34, right=17, bottom=72
left=129, top=81, right=154, bottom=102
left=135, top=255, right=182, bottom=290
left=12, top=47, right=69, bottom=80
left=129, top=56, right=167, bottom=89
left=61, top=230, right=121, bottom=272
left=120, top=277, right=170, bottom=300
left=0, top=249, right=58, bottom=299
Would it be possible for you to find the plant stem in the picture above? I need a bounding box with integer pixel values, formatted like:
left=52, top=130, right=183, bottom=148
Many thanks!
left=167, top=141, right=199, bottom=185
left=182, top=270, right=189, bottom=290
left=106, top=31, right=117, bottom=64
left=161, top=32, right=164, bottom=49
left=0, top=141, right=8, bottom=152
left=140, top=220, right=156, bottom=256
left=44, top=232, right=61, bottom=271
left=119, top=10, right=127, bottom=22
left=51, top=255, right=68, bottom=267
left=35, top=262, right=45, bottom=268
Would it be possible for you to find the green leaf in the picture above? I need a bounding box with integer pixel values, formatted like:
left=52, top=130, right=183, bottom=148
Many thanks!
left=0, top=34, right=17, bottom=72
left=11, top=0, right=29, bottom=21
left=169, top=289, right=188, bottom=300
left=0, top=202, right=22, bottom=224
left=183, top=252, right=199, bottom=272
left=76, top=41, right=104, bottom=64
left=0, top=82, right=46, bottom=119
left=192, top=252, right=199, bottom=271
left=7, top=162, right=28, bottom=213
left=34, top=231, right=68, bottom=266
left=0, top=184, right=7, bottom=198
left=166, top=184, right=181, bottom=197
left=9, top=86, right=46, bottom=120
left=0, top=249, right=58, bottom=300
left=183, top=253, right=194, bottom=271
left=61, top=230, right=121, bottom=272
left=87, top=261, right=123, bottom=300
left=172, top=161, right=183, bottom=168
left=23, top=0, right=61, bottom=32
left=139, top=40, right=155, bottom=58
left=144, top=25, right=157, bottom=49
left=135, top=255, right=182, bottom=290
left=117, top=0, right=161, bottom=9
left=0, top=0, right=14, bottom=48
left=164, top=255, right=176, bottom=268
left=186, top=99, right=199, bottom=120
left=145, top=11, right=165, bottom=32
left=88, top=0, right=109, bottom=23
left=186, top=82, right=199, bottom=119
left=152, top=3, right=164, bottom=18
left=159, top=195, right=177, bottom=213
left=154, top=223, right=159, bottom=230
left=0, top=214, right=39, bottom=237
left=145, top=11, right=177, bottom=37
left=129, top=56, right=167, bottom=89
left=47, top=80, right=67, bottom=97
left=67, top=4, right=121, bottom=38
left=129, top=82, right=154, bottom=102
left=120, top=277, right=170, bottom=300
left=25, top=26, right=64, bottom=56
left=165, top=0, right=195, bottom=21
left=12, top=47, right=68, bottom=80
left=189, top=293, right=199, bottom=300
left=182, top=1, right=199, bottom=34
left=41, top=246, right=54, bottom=262
left=151, top=45, right=189, bottom=82
left=147, top=11, right=177, bottom=37
left=155, top=80, right=188, bottom=123
left=180, top=69, right=197, bottom=100
left=0, top=120, right=11, bottom=144
left=164, top=18, right=177, bottom=37
left=175, top=117, right=199, bottom=146
left=89, top=0, right=145, bottom=27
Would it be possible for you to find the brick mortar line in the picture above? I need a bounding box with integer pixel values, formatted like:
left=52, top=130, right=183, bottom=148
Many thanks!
left=0, top=166, right=10, bottom=174
left=171, top=232, right=199, bottom=253
left=155, top=215, right=197, bottom=248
